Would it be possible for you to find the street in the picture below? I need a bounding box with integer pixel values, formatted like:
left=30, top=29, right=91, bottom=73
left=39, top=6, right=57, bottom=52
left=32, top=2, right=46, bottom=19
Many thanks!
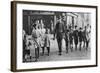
left=38, top=38, right=91, bottom=62
left=28, top=34, right=91, bottom=62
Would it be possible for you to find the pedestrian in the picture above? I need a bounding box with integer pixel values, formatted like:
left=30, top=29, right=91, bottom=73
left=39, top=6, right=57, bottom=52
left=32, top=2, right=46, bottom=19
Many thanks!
left=25, top=35, right=32, bottom=62
left=23, top=30, right=27, bottom=62
left=69, top=26, right=73, bottom=52
left=78, top=27, right=83, bottom=51
left=73, top=25, right=78, bottom=51
left=40, top=19, right=46, bottom=56
left=54, top=16, right=65, bottom=55
left=44, top=28, right=50, bottom=56
left=64, top=26, right=69, bottom=53
left=82, top=26, right=87, bottom=49
left=32, top=20, right=40, bottom=62
left=86, top=24, right=91, bottom=50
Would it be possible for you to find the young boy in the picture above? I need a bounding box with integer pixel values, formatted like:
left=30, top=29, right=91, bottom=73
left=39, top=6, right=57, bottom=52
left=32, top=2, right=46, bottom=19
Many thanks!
left=65, top=26, right=69, bottom=53
left=73, top=26, right=78, bottom=51
left=69, top=26, right=73, bottom=52
left=78, top=27, right=83, bottom=51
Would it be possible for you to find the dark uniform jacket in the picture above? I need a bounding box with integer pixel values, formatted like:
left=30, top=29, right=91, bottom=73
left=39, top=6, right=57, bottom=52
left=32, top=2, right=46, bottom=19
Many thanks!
left=54, top=22, right=65, bottom=39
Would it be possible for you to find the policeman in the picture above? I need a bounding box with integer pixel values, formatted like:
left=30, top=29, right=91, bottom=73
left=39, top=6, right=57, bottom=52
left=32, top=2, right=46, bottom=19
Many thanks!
left=54, top=16, right=65, bottom=55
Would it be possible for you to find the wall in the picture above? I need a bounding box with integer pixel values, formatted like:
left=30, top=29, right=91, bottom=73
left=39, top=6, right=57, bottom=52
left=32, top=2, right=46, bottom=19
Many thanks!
left=0, top=0, right=99, bottom=73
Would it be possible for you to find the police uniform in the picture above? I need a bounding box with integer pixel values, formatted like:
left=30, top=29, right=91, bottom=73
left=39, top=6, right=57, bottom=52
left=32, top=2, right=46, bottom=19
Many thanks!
left=54, top=21, right=65, bottom=55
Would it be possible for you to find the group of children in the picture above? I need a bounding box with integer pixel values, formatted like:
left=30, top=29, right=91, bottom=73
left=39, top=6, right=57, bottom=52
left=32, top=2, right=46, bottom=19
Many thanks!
left=23, top=19, right=50, bottom=62
left=64, top=24, right=91, bottom=53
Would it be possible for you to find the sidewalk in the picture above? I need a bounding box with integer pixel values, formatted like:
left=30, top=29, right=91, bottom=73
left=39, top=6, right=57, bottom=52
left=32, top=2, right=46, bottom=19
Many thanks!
left=38, top=35, right=91, bottom=62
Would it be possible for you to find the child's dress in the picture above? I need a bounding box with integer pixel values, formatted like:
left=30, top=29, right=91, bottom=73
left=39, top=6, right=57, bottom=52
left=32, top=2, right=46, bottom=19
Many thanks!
left=45, top=34, right=50, bottom=47
left=45, top=30, right=50, bottom=48
left=40, top=28, right=46, bottom=47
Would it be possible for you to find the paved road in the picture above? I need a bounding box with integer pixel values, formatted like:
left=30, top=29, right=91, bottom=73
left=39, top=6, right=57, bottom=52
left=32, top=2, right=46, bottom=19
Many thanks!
left=38, top=38, right=91, bottom=62
left=27, top=35, right=91, bottom=62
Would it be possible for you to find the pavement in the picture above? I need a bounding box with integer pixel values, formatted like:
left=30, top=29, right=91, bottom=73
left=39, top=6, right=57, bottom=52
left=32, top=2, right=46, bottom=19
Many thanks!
left=28, top=34, right=91, bottom=62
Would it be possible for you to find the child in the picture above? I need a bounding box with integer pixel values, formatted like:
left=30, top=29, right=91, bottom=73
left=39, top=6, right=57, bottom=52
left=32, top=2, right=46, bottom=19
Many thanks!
left=69, top=26, right=73, bottom=52
left=40, top=20, right=46, bottom=56
left=82, top=26, right=87, bottom=50
left=78, top=27, right=83, bottom=51
left=24, top=35, right=31, bottom=62
left=44, top=28, right=50, bottom=56
left=32, top=22, right=40, bottom=62
left=64, top=26, right=69, bottom=53
left=73, top=25, right=78, bottom=51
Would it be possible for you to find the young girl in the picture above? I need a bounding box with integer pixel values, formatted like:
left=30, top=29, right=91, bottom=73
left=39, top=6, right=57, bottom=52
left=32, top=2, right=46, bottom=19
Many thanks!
left=40, top=19, right=46, bottom=56
left=32, top=20, right=40, bottom=61
left=44, top=28, right=50, bottom=56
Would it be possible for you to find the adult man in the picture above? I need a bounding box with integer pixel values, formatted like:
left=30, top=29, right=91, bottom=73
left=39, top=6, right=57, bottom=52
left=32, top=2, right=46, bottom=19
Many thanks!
left=54, top=16, right=65, bottom=55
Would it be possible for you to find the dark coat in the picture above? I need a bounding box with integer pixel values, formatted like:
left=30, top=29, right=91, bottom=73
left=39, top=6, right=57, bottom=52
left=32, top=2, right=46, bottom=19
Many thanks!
left=82, top=29, right=87, bottom=42
left=65, top=29, right=69, bottom=42
left=54, top=21, right=65, bottom=40
left=65, top=29, right=69, bottom=46
left=69, top=31, right=73, bottom=44
left=78, top=31, right=83, bottom=42
left=73, top=29, right=78, bottom=45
